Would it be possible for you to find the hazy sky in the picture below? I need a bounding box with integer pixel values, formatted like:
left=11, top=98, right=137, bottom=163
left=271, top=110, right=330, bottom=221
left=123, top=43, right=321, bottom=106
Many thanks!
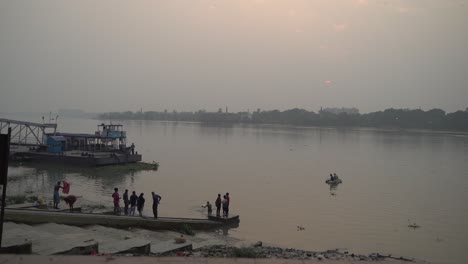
left=0, top=0, right=467, bottom=114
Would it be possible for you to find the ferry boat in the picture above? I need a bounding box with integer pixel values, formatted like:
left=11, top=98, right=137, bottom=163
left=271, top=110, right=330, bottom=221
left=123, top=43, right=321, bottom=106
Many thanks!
left=10, top=123, right=142, bottom=166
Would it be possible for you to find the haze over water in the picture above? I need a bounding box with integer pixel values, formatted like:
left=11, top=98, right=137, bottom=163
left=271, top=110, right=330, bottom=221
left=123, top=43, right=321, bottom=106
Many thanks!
left=7, top=116, right=468, bottom=264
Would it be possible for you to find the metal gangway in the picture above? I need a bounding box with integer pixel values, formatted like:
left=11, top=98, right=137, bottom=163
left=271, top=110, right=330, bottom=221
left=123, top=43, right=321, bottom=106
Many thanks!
left=0, top=118, right=57, bottom=147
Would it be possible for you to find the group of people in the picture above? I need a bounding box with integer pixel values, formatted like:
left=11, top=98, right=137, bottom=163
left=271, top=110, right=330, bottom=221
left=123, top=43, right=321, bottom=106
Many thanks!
left=112, top=188, right=162, bottom=218
left=209, top=192, right=230, bottom=218
left=53, top=181, right=231, bottom=220
left=329, top=173, right=340, bottom=181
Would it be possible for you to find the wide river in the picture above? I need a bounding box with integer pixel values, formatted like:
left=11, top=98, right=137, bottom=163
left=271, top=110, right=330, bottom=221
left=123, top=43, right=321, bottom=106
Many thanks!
left=5, top=115, right=468, bottom=264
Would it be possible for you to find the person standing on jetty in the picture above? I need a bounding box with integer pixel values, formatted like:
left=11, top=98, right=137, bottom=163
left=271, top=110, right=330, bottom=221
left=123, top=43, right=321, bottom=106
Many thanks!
left=222, top=195, right=228, bottom=217
left=129, top=191, right=138, bottom=216
left=203, top=201, right=212, bottom=215
left=151, top=192, right=162, bottom=219
left=123, top=189, right=129, bottom=215
left=112, top=188, right=120, bottom=215
left=137, top=193, right=145, bottom=217
left=226, top=192, right=230, bottom=217
left=215, top=194, right=221, bottom=217
left=53, top=181, right=63, bottom=209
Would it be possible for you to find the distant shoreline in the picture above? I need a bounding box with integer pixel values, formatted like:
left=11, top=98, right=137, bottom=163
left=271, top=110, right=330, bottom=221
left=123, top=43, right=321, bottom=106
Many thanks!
left=94, top=118, right=468, bottom=136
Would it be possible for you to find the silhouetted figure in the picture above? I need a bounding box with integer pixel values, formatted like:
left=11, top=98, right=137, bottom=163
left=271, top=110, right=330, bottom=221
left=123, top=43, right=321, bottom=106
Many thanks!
left=123, top=189, right=129, bottom=215
left=215, top=194, right=222, bottom=217
left=137, top=193, right=145, bottom=217
left=222, top=195, right=228, bottom=217
left=151, top=191, right=162, bottom=218
left=225, top=192, right=230, bottom=217
left=129, top=191, right=138, bottom=216
left=53, top=181, right=63, bottom=209
left=203, top=201, right=212, bottom=215
left=130, top=143, right=135, bottom=155
left=112, top=188, right=120, bottom=215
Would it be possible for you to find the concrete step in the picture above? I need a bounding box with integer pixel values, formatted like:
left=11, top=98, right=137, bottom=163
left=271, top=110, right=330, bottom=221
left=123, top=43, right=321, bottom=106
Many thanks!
left=37, top=223, right=150, bottom=254
left=3, top=223, right=97, bottom=255
left=85, top=225, right=138, bottom=240
left=35, top=222, right=89, bottom=235
left=99, top=238, right=151, bottom=255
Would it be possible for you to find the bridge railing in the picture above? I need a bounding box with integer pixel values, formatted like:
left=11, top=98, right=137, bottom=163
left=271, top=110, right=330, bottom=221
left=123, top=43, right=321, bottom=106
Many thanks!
left=0, top=119, right=57, bottom=147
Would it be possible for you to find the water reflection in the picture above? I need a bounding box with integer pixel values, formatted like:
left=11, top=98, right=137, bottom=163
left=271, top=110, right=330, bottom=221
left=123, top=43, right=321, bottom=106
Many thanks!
left=7, top=161, right=136, bottom=199
left=329, top=183, right=339, bottom=196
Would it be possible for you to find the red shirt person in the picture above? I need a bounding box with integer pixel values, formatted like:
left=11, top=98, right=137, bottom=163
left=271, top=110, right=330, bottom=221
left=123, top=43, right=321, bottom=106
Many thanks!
left=112, top=188, right=120, bottom=215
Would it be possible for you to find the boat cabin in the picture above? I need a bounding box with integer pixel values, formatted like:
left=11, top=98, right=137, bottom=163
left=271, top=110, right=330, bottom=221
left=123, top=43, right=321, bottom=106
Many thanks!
left=45, top=123, right=129, bottom=152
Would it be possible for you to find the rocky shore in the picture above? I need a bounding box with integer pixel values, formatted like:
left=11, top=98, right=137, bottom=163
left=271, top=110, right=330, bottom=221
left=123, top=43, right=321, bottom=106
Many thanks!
left=160, top=244, right=415, bottom=262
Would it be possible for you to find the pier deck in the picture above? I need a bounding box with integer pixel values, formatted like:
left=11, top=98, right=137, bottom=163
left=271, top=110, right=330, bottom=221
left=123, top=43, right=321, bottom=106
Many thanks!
left=12, top=150, right=141, bottom=166
left=5, top=208, right=239, bottom=230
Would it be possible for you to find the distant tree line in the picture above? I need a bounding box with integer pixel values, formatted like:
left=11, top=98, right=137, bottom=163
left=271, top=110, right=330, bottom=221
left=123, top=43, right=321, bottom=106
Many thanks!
left=98, top=107, right=468, bottom=131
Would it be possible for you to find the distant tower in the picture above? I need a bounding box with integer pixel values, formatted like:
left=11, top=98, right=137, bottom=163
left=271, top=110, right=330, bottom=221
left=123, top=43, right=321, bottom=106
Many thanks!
left=225, top=106, right=228, bottom=113
left=140, top=107, right=143, bottom=113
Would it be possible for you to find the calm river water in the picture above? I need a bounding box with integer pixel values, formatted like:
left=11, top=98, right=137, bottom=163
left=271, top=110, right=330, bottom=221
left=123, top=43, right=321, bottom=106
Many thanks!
left=6, top=116, right=468, bottom=264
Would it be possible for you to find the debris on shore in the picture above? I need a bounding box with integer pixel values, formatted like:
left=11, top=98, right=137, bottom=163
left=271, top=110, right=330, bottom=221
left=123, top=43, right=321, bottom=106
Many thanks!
left=161, top=244, right=415, bottom=262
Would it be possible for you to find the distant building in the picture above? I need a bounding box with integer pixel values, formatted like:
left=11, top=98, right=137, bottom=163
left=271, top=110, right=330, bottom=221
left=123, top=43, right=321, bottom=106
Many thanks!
left=239, top=111, right=253, bottom=121
left=321, top=107, right=360, bottom=115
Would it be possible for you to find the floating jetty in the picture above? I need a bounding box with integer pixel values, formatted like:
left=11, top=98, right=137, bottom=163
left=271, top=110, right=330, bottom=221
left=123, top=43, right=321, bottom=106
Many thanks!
left=5, top=208, right=240, bottom=231
left=13, top=151, right=142, bottom=166
left=1, top=118, right=142, bottom=166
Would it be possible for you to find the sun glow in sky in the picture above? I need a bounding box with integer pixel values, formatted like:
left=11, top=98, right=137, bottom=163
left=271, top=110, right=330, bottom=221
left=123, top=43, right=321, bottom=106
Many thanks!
left=0, top=0, right=467, bottom=113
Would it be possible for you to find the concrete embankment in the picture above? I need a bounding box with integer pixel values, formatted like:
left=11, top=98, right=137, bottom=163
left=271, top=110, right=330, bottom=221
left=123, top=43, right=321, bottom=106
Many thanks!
left=5, top=208, right=238, bottom=230
left=0, top=255, right=426, bottom=264
left=1, top=221, right=240, bottom=256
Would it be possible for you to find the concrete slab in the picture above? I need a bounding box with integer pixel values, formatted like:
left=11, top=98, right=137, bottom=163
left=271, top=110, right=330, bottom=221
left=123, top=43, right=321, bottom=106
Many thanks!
left=3, top=222, right=238, bottom=256
left=6, top=208, right=223, bottom=230
left=85, top=225, right=138, bottom=240
left=99, top=238, right=151, bottom=255
left=2, top=223, right=97, bottom=255
left=37, top=223, right=150, bottom=255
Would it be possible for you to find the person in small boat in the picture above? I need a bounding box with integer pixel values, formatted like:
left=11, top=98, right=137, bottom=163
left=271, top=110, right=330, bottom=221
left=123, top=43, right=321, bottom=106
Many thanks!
left=329, top=174, right=334, bottom=181
left=53, top=181, right=63, bottom=209
left=333, top=173, right=339, bottom=180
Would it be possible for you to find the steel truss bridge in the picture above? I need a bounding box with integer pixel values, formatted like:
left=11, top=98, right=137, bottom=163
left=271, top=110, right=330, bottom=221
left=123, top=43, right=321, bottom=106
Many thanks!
left=0, top=118, right=57, bottom=147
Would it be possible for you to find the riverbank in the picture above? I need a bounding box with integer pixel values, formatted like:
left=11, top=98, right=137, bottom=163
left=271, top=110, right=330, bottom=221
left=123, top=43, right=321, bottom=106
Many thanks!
left=0, top=255, right=427, bottom=264
left=1, top=220, right=423, bottom=263
left=2, top=199, right=420, bottom=262
left=164, top=244, right=419, bottom=262
left=3, top=198, right=422, bottom=262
